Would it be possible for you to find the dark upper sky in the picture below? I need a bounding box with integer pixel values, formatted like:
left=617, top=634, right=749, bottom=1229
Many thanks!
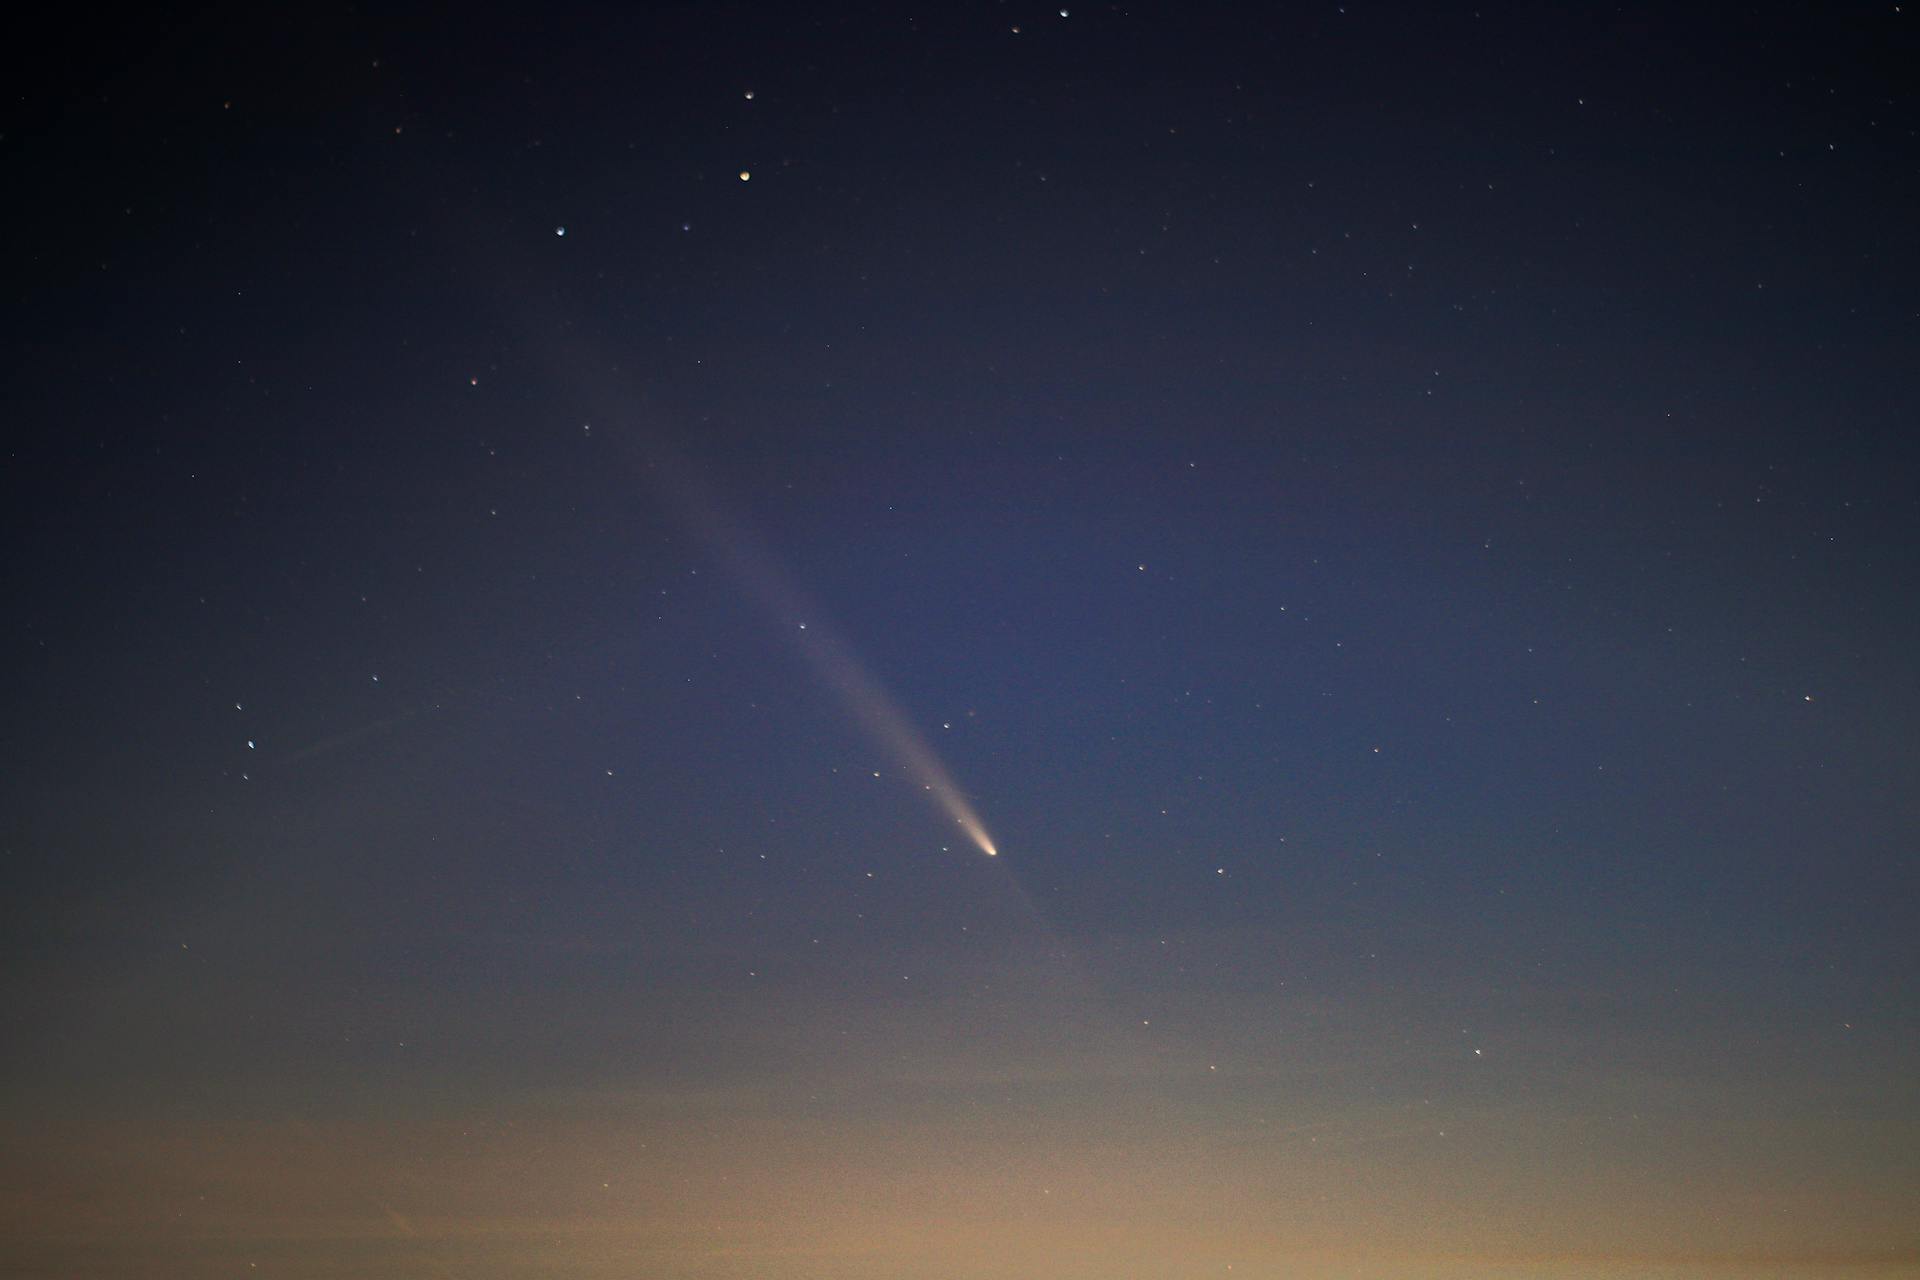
left=4, top=5, right=1917, bottom=1277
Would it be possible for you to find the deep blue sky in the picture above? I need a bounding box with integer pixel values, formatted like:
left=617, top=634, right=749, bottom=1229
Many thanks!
left=4, top=5, right=1917, bottom=1277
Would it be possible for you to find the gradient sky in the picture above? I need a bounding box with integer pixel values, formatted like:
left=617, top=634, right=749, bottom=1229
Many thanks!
left=5, top=4, right=1918, bottom=1277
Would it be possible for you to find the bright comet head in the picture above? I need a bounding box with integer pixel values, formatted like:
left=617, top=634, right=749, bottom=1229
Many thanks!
left=953, top=815, right=998, bottom=858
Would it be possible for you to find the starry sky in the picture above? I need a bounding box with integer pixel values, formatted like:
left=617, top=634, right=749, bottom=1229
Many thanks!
left=4, top=4, right=1919, bottom=1277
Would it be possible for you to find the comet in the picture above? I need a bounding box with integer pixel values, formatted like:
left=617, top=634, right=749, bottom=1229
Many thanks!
left=484, top=276, right=1000, bottom=859
left=587, top=410, right=1001, bottom=860
left=689, top=493, right=1001, bottom=860
left=797, top=616, right=1000, bottom=858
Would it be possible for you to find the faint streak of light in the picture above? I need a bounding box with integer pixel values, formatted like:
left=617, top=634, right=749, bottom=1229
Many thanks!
left=469, top=255, right=1001, bottom=860
left=669, top=472, right=1001, bottom=860
left=793, top=623, right=999, bottom=857
left=273, top=709, right=421, bottom=767
left=378, top=1202, right=462, bottom=1280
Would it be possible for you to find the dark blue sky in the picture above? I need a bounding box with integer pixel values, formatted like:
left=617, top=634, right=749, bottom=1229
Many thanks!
left=4, top=5, right=1917, bottom=1277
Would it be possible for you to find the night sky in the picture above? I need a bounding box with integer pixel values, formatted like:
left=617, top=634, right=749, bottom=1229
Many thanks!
left=5, top=4, right=1919, bottom=1277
